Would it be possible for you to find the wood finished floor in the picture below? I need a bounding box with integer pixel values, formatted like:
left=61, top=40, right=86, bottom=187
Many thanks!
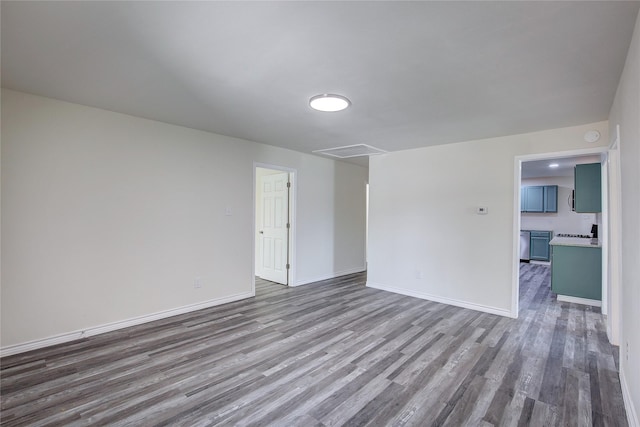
left=0, top=264, right=627, bottom=426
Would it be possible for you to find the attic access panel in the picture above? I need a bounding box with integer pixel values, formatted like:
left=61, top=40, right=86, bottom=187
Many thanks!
left=313, top=144, right=387, bottom=159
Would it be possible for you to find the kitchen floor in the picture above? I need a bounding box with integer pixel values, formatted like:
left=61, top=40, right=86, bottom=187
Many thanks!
left=519, top=261, right=554, bottom=315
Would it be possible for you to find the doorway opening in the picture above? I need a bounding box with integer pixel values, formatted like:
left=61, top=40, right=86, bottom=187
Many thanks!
left=512, top=147, right=608, bottom=318
left=254, top=163, right=296, bottom=288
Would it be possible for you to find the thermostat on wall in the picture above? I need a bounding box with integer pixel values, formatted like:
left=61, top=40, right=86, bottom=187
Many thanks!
left=477, top=206, right=488, bottom=215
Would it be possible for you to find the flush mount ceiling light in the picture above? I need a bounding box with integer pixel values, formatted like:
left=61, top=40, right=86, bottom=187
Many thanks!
left=549, top=163, right=559, bottom=168
left=309, top=94, right=351, bottom=112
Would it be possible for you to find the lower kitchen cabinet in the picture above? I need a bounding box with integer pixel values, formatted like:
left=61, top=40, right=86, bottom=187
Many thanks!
left=551, top=245, right=602, bottom=300
left=530, top=231, right=552, bottom=261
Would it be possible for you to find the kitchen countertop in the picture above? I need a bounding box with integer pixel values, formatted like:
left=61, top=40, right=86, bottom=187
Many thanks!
left=549, top=236, right=601, bottom=248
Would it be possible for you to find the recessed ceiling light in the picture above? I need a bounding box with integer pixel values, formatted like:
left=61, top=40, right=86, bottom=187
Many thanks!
left=309, top=94, right=351, bottom=112
left=549, top=163, right=559, bottom=168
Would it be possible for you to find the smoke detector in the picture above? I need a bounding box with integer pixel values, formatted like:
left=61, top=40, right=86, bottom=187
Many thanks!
left=584, top=130, right=601, bottom=143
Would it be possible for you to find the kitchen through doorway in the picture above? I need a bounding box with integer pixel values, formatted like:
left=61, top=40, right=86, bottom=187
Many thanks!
left=514, top=149, right=607, bottom=317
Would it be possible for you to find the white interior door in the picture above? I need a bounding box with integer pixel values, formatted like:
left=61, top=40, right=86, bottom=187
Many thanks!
left=259, top=172, right=289, bottom=284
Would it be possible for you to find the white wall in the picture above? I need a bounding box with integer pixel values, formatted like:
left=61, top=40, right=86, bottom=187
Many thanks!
left=368, top=121, right=608, bottom=317
left=520, top=176, right=597, bottom=235
left=0, top=89, right=367, bottom=350
left=609, top=11, right=640, bottom=427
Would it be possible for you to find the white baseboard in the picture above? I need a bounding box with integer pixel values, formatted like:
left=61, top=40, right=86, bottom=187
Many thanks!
left=366, top=281, right=514, bottom=318
left=621, top=368, right=639, bottom=427
left=292, top=266, right=366, bottom=287
left=530, top=260, right=551, bottom=266
left=0, top=291, right=254, bottom=358
left=556, top=294, right=602, bottom=307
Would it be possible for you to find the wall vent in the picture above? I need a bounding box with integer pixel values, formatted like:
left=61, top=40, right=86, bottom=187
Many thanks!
left=313, top=144, right=387, bottom=159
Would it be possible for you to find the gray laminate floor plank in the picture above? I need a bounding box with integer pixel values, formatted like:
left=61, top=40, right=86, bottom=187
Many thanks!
left=1, top=266, right=628, bottom=426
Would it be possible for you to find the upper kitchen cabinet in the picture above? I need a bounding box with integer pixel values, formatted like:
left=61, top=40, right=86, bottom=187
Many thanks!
left=544, top=185, right=557, bottom=213
left=521, top=185, right=558, bottom=213
left=522, top=186, right=544, bottom=212
left=574, top=163, right=601, bottom=213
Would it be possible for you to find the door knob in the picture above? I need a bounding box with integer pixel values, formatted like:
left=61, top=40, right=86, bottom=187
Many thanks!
left=259, top=231, right=264, bottom=234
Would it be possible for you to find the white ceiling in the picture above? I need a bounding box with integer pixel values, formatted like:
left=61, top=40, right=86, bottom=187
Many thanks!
left=522, top=154, right=603, bottom=179
left=2, top=1, right=639, bottom=167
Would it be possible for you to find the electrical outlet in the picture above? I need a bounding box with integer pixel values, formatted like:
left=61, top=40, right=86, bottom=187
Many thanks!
left=194, top=277, right=202, bottom=289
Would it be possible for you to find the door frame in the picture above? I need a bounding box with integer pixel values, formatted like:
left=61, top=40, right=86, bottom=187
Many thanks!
left=606, top=125, right=622, bottom=345
left=253, top=162, right=297, bottom=291
left=512, top=146, right=608, bottom=318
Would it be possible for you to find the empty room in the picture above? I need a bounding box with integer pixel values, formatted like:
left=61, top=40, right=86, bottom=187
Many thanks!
left=1, top=2, right=639, bottom=426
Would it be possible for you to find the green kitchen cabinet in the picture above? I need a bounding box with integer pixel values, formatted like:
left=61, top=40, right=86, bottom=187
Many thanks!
left=522, top=186, right=544, bottom=212
left=520, top=185, right=558, bottom=213
left=530, top=231, right=552, bottom=261
left=544, top=185, right=557, bottom=213
left=574, top=163, right=601, bottom=213
left=551, top=245, right=602, bottom=300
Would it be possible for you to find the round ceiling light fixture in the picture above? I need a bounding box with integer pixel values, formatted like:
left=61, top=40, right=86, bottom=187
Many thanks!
left=309, top=94, right=351, bottom=112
